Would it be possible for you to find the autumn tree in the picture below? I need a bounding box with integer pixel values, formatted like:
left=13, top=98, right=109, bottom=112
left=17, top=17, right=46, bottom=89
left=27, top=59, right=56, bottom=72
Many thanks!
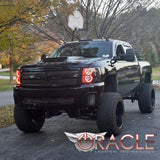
left=0, top=25, right=38, bottom=83
left=0, top=0, right=78, bottom=83
left=0, top=0, right=50, bottom=83
left=0, top=0, right=49, bottom=34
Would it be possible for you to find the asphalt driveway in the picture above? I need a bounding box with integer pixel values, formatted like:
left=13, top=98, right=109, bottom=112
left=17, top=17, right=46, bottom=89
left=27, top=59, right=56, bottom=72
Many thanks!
left=0, top=89, right=160, bottom=160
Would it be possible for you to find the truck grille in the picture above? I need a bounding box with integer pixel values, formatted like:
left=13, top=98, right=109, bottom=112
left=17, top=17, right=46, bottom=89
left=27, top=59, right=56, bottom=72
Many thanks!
left=21, top=69, right=80, bottom=88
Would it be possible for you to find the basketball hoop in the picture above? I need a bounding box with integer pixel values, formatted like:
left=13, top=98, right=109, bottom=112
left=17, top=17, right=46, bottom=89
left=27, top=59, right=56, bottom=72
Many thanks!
left=68, top=10, right=84, bottom=41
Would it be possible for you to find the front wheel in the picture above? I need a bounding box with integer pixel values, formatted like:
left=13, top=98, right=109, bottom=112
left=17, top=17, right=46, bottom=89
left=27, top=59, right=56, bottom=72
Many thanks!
left=97, top=92, right=125, bottom=136
left=138, top=83, right=155, bottom=113
left=14, top=105, right=45, bottom=133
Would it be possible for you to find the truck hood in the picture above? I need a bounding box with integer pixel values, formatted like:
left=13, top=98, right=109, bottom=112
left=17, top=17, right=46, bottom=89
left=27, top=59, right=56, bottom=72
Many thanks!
left=21, top=56, right=106, bottom=70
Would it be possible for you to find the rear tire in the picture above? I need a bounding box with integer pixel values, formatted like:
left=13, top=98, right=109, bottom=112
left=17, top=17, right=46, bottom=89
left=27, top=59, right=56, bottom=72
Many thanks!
left=138, top=83, right=155, bottom=113
left=97, top=92, right=124, bottom=136
left=14, top=105, right=45, bottom=133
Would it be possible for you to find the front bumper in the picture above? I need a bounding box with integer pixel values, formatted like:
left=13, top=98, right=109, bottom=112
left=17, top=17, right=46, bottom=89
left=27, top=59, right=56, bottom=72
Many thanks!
left=14, top=82, right=104, bottom=110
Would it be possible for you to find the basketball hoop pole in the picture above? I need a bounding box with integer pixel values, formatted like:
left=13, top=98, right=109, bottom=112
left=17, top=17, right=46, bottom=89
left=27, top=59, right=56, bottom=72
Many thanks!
left=72, top=28, right=77, bottom=41
left=68, top=10, right=84, bottom=41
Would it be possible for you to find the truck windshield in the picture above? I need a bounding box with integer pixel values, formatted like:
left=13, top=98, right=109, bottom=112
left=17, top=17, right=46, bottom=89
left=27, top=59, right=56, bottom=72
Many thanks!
left=50, top=41, right=112, bottom=58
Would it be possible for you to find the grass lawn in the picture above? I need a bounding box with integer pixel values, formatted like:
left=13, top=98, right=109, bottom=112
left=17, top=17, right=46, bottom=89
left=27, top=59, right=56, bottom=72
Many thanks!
left=152, top=76, right=160, bottom=80
left=0, top=79, right=15, bottom=92
left=152, top=66, right=160, bottom=72
left=0, top=105, right=14, bottom=128
left=152, top=66, right=160, bottom=80
left=0, top=71, right=15, bottom=76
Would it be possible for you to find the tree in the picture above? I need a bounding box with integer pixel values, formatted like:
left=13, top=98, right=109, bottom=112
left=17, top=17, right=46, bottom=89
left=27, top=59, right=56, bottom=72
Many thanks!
left=0, top=0, right=50, bottom=34
left=0, top=0, right=79, bottom=82
left=111, top=7, right=160, bottom=66
left=0, top=0, right=51, bottom=83
left=77, top=0, right=160, bottom=39
left=31, top=0, right=78, bottom=43
left=0, top=25, right=37, bottom=83
left=38, top=0, right=159, bottom=42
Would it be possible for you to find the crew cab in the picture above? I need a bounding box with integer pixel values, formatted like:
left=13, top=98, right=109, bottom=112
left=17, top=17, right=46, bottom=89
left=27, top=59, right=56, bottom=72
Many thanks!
left=14, top=39, right=155, bottom=135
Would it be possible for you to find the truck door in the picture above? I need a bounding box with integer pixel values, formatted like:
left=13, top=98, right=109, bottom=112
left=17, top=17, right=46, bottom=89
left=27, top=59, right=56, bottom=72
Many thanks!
left=115, top=44, right=140, bottom=97
left=123, top=46, right=140, bottom=93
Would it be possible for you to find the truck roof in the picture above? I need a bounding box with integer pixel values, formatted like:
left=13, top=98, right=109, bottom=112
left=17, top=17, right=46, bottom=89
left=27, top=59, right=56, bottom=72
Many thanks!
left=66, top=39, right=131, bottom=47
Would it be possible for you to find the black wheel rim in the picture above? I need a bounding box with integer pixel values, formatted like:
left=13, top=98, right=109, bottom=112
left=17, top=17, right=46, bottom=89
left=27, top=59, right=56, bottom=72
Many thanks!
left=116, top=102, right=124, bottom=128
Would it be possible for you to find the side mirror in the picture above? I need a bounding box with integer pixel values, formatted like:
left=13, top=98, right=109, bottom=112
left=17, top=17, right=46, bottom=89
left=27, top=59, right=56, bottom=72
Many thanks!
left=41, top=54, right=46, bottom=61
left=125, top=49, right=135, bottom=62
left=120, top=49, right=135, bottom=62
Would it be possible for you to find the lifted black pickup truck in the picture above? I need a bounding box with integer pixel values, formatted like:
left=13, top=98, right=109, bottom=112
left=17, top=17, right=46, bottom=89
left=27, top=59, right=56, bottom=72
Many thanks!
left=14, top=39, right=155, bottom=135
